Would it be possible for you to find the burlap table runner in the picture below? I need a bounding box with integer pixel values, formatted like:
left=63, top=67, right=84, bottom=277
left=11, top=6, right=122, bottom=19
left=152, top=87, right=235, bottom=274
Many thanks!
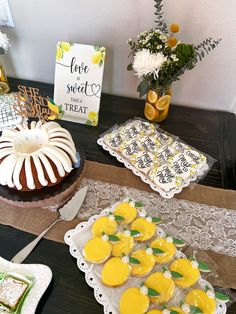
left=0, top=161, right=236, bottom=288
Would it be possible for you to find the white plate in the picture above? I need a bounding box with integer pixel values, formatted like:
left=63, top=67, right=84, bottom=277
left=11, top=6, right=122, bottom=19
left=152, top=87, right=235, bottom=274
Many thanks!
left=65, top=205, right=227, bottom=314
left=0, top=257, right=52, bottom=314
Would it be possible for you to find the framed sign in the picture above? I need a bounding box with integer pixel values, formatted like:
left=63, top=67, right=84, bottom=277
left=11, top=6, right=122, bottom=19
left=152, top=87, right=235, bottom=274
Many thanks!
left=54, top=42, right=106, bottom=126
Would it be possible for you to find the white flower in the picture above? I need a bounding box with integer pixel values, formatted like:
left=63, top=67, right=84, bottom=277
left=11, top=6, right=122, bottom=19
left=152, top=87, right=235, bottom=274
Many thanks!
left=102, top=234, right=108, bottom=241
left=108, top=214, right=115, bottom=221
left=181, top=303, right=190, bottom=313
left=140, top=285, right=148, bottom=295
left=0, top=31, right=10, bottom=54
left=166, top=236, right=173, bottom=243
left=191, top=260, right=199, bottom=269
left=121, top=255, right=129, bottom=264
left=132, top=49, right=167, bottom=79
left=162, top=310, right=170, bottom=314
left=159, top=35, right=166, bottom=40
left=164, top=271, right=172, bottom=279
left=145, top=216, right=152, bottom=223
left=124, top=229, right=131, bottom=237
left=123, top=197, right=130, bottom=203
left=157, top=45, right=162, bottom=49
left=146, top=247, right=153, bottom=255
left=206, top=290, right=215, bottom=299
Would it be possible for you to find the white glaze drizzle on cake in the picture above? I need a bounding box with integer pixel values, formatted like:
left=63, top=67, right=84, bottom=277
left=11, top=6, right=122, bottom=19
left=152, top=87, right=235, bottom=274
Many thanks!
left=0, top=121, right=78, bottom=190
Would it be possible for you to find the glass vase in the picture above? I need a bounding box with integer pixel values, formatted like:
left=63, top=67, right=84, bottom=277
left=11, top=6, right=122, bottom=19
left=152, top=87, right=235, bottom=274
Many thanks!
left=144, top=86, right=172, bottom=123
left=0, top=64, right=10, bottom=95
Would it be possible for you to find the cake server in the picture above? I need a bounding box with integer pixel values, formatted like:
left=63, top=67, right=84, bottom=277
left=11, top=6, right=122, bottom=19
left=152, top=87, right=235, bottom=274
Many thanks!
left=11, top=185, right=88, bottom=264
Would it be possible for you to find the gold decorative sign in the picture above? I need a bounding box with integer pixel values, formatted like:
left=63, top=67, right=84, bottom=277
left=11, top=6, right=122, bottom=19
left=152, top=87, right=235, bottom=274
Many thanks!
left=13, top=85, right=63, bottom=122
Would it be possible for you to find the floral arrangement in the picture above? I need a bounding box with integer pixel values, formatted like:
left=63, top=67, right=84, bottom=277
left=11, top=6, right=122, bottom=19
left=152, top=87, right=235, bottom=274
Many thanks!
left=127, top=0, right=221, bottom=97
left=0, top=30, right=10, bottom=55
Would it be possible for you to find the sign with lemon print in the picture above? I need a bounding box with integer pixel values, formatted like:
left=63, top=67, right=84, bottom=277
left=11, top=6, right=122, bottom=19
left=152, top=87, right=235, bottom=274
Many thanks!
left=54, top=42, right=106, bottom=126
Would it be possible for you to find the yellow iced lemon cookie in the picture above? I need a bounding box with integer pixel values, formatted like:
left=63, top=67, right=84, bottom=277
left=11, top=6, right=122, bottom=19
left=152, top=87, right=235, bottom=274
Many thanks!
left=131, top=247, right=155, bottom=277
left=92, top=214, right=117, bottom=237
left=170, top=258, right=200, bottom=288
left=112, top=230, right=135, bottom=257
left=131, top=216, right=161, bottom=242
left=83, top=235, right=112, bottom=263
left=150, top=237, right=176, bottom=264
left=120, top=287, right=150, bottom=314
left=101, top=256, right=131, bottom=286
left=113, top=200, right=138, bottom=224
left=185, top=289, right=216, bottom=314
left=145, top=271, right=175, bottom=304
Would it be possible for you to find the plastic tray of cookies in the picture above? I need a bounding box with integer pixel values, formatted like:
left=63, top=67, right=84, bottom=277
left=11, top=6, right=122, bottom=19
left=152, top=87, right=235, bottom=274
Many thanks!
left=65, top=199, right=228, bottom=314
left=97, top=118, right=215, bottom=199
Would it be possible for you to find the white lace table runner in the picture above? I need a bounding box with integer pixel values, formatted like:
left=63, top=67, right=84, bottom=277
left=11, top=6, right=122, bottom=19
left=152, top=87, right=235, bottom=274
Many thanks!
left=76, top=178, right=236, bottom=258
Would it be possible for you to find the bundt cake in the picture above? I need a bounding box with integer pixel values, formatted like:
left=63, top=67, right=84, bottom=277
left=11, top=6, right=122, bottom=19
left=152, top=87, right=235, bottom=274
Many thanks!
left=0, top=121, right=78, bottom=191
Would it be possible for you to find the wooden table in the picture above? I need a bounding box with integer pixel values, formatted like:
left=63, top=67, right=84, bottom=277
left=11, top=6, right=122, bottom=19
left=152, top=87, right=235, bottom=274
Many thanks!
left=0, top=78, right=236, bottom=313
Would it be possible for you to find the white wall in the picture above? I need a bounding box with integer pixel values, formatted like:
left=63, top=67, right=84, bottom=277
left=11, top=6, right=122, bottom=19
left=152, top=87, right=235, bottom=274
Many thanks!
left=1, top=0, right=236, bottom=112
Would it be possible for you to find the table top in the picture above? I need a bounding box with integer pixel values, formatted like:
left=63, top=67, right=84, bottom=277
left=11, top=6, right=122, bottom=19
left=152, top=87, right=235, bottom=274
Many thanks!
left=0, top=78, right=236, bottom=314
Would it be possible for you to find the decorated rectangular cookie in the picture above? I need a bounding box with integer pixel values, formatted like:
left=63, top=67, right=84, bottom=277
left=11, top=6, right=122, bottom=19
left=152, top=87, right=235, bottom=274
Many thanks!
left=170, top=153, right=197, bottom=180
left=149, top=165, right=182, bottom=192
left=139, top=135, right=161, bottom=153
left=185, top=149, right=207, bottom=168
left=118, top=123, right=140, bottom=141
left=132, top=120, right=156, bottom=136
left=153, top=129, right=173, bottom=146
left=120, top=139, right=143, bottom=160
left=156, top=145, right=177, bottom=163
left=103, top=130, right=123, bottom=151
left=131, top=151, right=156, bottom=174
left=171, top=140, right=190, bottom=153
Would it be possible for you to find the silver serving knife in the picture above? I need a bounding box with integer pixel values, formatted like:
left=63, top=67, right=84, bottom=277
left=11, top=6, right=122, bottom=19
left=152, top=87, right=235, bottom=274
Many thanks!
left=11, top=186, right=88, bottom=264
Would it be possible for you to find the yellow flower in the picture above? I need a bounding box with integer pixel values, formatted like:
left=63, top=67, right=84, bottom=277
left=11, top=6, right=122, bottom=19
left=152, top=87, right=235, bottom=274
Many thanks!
left=170, top=23, right=180, bottom=33
left=60, top=42, right=71, bottom=52
left=92, top=51, right=103, bottom=64
left=167, top=37, right=177, bottom=48
left=56, top=46, right=63, bottom=60
left=88, top=111, right=98, bottom=126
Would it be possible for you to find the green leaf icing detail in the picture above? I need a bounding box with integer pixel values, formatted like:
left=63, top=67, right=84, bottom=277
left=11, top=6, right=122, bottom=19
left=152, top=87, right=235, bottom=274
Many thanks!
left=147, top=287, right=160, bottom=296
left=134, top=201, right=144, bottom=207
left=152, top=247, right=165, bottom=255
left=129, top=257, right=140, bottom=264
left=190, top=305, right=203, bottom=314
left=114, top=215, right=125, bottom=222
left=205, top=285, right=211, bottom=291
left=152, top=217, right=161, bottom=223
left=162, top=266, right=168, bottom=272
left=171, top=271, right=183, bottom=279
left=108, top=235, right=120, bottom=242
left=130, top=230, right=142, bottom=237
left=215, top=292, right=229, bottom=302
left=198, top=260, right=211, bottom=272
left=170, top=310, right=180, bottom=314
left=172, top=237, right=185, bottom=246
